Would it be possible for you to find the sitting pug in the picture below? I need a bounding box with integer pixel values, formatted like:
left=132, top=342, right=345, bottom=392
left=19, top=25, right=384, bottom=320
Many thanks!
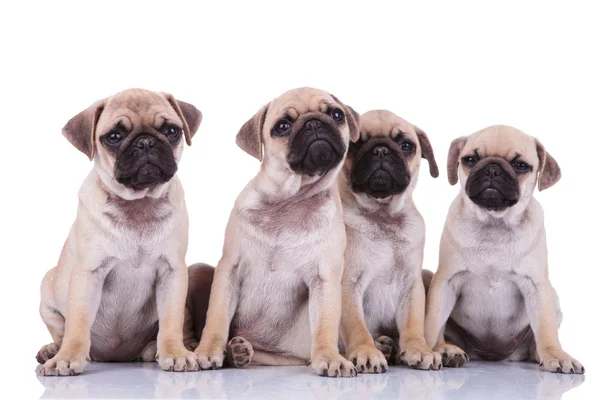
left=424, top=125, right=584, bottom=374
left=338, top=110, right=441, bottom=372
left=37, top=89, right=202, bottom=375
left=191, top=87, right=359, bottom=377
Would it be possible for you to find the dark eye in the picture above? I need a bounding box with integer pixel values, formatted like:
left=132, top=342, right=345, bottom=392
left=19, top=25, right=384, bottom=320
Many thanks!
left=162, top=124, right=182, bottom=140
left=461, top=155, right=477, bottom=167
left=401, top=141, right=414, bottom=152
left=331, top=108, right=345, bottom=122
left=273, top=119, right=292, bottom=136
left=513, top=161, right=531, bottom=172
left=104, top=131, right=123, bottom=146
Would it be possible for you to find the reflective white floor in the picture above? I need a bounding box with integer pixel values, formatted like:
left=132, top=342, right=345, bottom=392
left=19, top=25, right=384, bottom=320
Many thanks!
left=36, top=361, right=586, bottom=399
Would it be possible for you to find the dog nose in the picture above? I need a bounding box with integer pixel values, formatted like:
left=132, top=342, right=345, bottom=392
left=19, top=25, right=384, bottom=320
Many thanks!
left=135, top=135, right=156, bottom=151
left=304, top=120, right=322, bottom=132
left=372, top=145, right=389, bottom=157
left=484, top=163, right=502, bottom=177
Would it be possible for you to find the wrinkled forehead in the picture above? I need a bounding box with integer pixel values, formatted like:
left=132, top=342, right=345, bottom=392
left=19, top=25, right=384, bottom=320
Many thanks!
left=99, top=90, right=180, bottom=131
left=267, top=88, right=337, bottom=122
left=465, top=126, right=538, bottom=162
left=360, top=110, right=416, bottom=140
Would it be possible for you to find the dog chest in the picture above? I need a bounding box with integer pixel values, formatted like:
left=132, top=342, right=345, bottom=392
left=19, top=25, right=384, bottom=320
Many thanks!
left=451, top=273, right=529, bottom=337
left=90, top=261, right=159, bottom=361
left=231, top=263, right=311, bottom=355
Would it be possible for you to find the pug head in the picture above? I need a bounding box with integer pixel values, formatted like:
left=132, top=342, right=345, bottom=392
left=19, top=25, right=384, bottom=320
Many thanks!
left=62, top=88, right=202, bottom=199
left=447, top=125, right=561, bottom=215
left=344, top=110, right=438, bottom=202
left=235, top=87, right=359, bottom=180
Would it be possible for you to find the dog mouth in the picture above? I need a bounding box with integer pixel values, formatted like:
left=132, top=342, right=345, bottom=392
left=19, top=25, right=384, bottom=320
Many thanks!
left=116, top=161, right=177, bottom=190
left=468, top=187, right=518, bottom=211
left=465, top=161, right=520, bottom=211
left=364, top=170, right=399, bottom=199
left=114, top=137, right=178, bottom=190
left=350, top=152, right=411, bottom=199
left=288, top=137, right=345, bottom=176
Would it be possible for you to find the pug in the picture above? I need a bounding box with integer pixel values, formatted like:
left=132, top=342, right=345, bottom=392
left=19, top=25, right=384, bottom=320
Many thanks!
left=338, top=110, right=441, bottom=372
left=191, top=87, right=359, bottom=377
left=36, top=89, right=202, bottom=375
left=424, top=125, right=584, bottom=374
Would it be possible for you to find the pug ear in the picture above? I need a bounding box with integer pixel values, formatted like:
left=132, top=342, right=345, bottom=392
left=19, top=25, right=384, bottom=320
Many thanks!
left=163, top=93, right=202, bottom=146
left=415, top=126, right=439, bottom=178
left=447, top=136, right=468, bottom=185
left=535, top=139, right=561, bottom=191
left=62, top=100, right=105, bottom=160
left=236, top=103, right=269, bottom=161
left=330, top=94, right=360, bottom=142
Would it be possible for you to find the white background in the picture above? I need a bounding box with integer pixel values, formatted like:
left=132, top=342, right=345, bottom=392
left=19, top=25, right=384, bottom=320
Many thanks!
left=0, top=1, right=598, bottom=398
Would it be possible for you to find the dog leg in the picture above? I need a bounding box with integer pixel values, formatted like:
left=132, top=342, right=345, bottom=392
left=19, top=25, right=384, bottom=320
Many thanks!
left=183, top=264, right=214, bottom=352
left=37, top=307, right=65, bottom=364
left=340, top=273, right=388, bottom=374
left=424, top=272, right=461, bottom=349
left=520, top=278, right=584, bottom=374
left=40, top=265, right=105, bottom=376
left=397, top=273, right=442, bottom=370
left=308, top=261, right=357, bottom=378
left=155, top=260, right=199, bottom=372
left=195, top=256, right=240, bottom=370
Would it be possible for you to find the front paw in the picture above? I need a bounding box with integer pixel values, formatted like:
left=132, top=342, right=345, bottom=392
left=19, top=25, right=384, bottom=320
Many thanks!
left=398, top=344, right=442, bottom=370
left=195, top=341, right=226, bottom=370
left=40, top=350, right=88, bottom=376
left=157, top=346, right=199, bottom=372
left=311, top=350, right=357, bottom=378
left=539, top=350, right=585, bottom=374
left=434, top=343, right=468, bottom=368
left=348, top=344, right=388, bottom=374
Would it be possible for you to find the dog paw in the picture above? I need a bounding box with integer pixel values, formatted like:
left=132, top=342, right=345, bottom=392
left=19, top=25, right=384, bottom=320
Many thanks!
left=136, top=341, right=157, bottom=362
left=36, top=343, right=60, bottom=364
left=348, top=344, right=388, bottom=374
left=398, top=344, right=442, bottom=370
left=539, top=350, right=584, bottom=374
left=226, top=337, right=254, bottom=368
left=311, top=350, right=357, bottom=378
left=374, top=336, right=395, bottom=362
left=157, top=347, right=199, bottom=372
left=434, top=343, right=469, bottom=368
left=40, top=351, right=88, bottom=376
left=195, top=342, right=226, bottom=370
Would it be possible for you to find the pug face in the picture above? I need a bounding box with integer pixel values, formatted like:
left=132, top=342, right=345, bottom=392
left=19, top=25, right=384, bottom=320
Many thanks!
left=62, top=89, right=202, bottom=199
left=236, top=87, right=360, bottom=178
left=345, top=110, right=438, bottom=200
left=447, top=125, right=561, bottom=213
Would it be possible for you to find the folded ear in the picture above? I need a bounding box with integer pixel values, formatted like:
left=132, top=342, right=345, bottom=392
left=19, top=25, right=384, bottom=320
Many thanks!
left=163, top=94, right=203, bottom=146
left=236, top=103, right=269, bottom=161
left=535, top=139, right=561, bottom=191
left=62, top=100, right=106, bottom=160
left=447, top=136, right=468, bottom=185
left=330, top=94, right=360, bottom=142
left=415, top=126, right=439, bottom=178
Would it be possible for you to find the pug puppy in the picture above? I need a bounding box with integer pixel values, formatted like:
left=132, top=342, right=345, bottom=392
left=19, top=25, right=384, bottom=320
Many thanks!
left=36, top=89, right=202, bottom=375
left=192, top=87, right=359, bottom=377
left=338, top=110, right=441, bottom=372
left=424, top=125, right=584, bottom=374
